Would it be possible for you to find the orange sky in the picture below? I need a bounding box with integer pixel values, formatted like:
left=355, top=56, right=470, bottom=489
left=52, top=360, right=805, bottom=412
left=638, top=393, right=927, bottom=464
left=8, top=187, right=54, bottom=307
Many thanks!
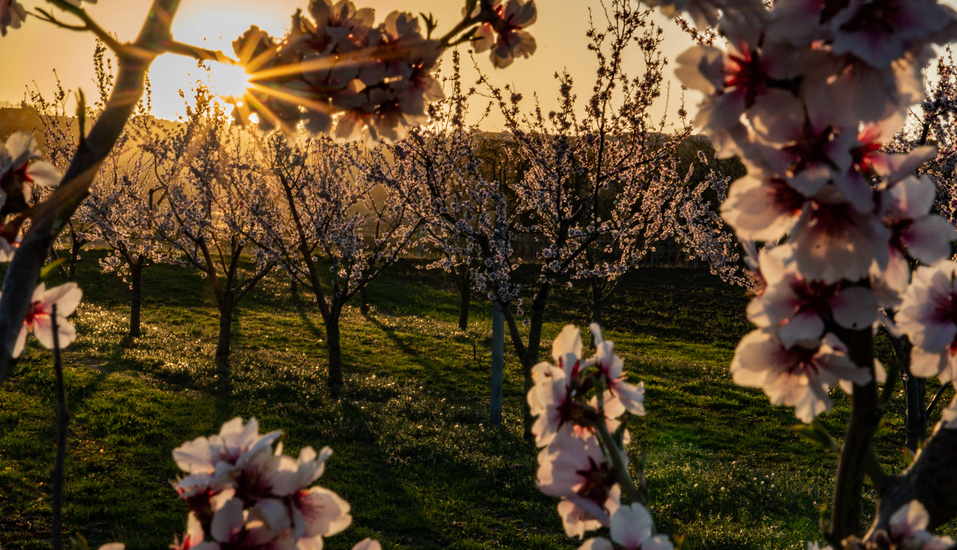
left=1, top=0, right=700, bottom=130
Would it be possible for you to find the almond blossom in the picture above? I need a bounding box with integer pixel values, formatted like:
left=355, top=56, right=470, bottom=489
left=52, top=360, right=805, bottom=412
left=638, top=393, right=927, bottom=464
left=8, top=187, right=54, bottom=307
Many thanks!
left=173, top=418, right=282, bottom=480
left=11, top=282, right=82, bottom=358
left=528, top=324, right=641, bottom=446
left=225, top=0, right=537, bottom=142
left=675, top=42, right=792, bottom=144
left=747, top=246, right=878, bottom=347
left=730, top=330, right=871, bottom=422
left=171, top=418, right=363, bottom=550
left=528, top=329, right=588, bottom=446
left=841, top=500, right=956, bottom=550
left=470, top=0, right=538, bottom=68
left=577, top=503, right=674, bottom=550
left=828, top=0, right=957, bottom=68
left=529, top=323, right=658, bottom=542
left=787, top=186, right=890, bottom=284
left=0, top=132, right=61, bottom=258
left=0, top=0, right=25, bottom=36
left=720, top=171, right=808, bottom=242
left=896, top=260, right=957, bottom=386
left=649, top=0, right=957, bottom=538
left=875, top=175, right=957, bottom=298
left=589, top=324, right=645, bottom=419
left=537, top=434, right=622, bottom=538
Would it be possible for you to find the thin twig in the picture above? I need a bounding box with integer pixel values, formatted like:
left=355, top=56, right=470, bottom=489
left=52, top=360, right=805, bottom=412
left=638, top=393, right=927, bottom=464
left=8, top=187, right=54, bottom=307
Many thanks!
left=926, top=385, right=950, bottom=416
left=51, top=304, right=68, bottom=550
left=592, top=416, right=646, bottom=506
left=161, top=39, right=237, bottom=65
left=39, top=0, right=124, bottom=53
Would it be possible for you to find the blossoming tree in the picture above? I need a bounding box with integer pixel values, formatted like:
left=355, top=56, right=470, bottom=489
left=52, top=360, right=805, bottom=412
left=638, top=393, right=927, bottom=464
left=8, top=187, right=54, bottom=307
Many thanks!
left=87, top=123, right=174, bottom=339
left=245, top=131, right=421, bottom=396
left=472, top=0, right=705, bottom=433
left=145, top=86, right=277, bottom=364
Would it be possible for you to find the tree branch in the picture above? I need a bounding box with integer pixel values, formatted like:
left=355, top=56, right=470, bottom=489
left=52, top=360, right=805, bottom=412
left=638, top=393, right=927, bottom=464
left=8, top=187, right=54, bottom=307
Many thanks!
left=828, top=328, right=881, bottom=544
left=0, top=0, right=182, bottom=384
left=868, top=424, right=957, bottom=535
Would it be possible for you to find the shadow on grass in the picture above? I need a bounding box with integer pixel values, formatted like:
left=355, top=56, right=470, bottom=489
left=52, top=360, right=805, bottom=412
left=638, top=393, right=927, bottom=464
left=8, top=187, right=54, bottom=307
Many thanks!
left=289, top=285, right=326, bottom=341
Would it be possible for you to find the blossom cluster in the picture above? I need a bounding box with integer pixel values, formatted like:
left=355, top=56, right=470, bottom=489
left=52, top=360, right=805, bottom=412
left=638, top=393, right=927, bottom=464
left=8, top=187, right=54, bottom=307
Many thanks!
left=812, top=500, right=954, bottom=550
left=228, top=0, right=536, bottom=143
left=0, top=132, right=61, bottom=259
left=643, top=0, right=957, bottom=424
left=466, top=0, right=537, bottom=68
left=170, top=417, right=377, bottom=550
left=529, top=324, right=672, bottom=549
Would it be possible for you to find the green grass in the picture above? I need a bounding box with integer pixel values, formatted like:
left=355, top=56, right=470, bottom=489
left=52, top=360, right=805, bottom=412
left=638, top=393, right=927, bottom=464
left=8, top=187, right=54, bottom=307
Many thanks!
left=0, top=251, right=952, bottom=549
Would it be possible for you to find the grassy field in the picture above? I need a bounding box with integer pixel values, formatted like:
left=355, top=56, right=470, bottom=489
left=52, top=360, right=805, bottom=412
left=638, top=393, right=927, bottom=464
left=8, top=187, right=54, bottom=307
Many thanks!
left=0, top=251, right=951, bottom=549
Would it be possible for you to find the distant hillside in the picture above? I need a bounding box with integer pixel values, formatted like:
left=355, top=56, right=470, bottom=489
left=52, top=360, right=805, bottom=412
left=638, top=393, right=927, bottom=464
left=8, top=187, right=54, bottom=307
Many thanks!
left=0, top=106, right=49, bottom=149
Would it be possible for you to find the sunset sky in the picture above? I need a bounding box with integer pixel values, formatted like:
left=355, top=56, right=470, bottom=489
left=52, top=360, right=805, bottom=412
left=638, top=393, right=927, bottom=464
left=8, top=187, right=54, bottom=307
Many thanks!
left=0, top=0, right=702, bottom=131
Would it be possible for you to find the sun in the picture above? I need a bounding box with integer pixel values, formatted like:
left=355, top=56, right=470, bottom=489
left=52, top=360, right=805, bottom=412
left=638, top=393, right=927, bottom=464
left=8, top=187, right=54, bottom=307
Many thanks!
left=207, top=60, right=252, bottom=103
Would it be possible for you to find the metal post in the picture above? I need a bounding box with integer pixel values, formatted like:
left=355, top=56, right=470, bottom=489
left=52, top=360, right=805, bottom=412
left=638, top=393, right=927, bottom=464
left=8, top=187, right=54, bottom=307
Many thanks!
left=491, top=300, right=504, bottom=426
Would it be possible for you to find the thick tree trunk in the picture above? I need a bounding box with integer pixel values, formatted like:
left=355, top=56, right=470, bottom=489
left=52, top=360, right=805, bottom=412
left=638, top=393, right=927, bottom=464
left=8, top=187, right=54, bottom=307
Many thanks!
left=129, top=260, right=143, bottom=338
left=828, top=328, right=879, bottom=544
left=215, top=297, right=233, bottom=364
left=903, top=373, right=927, bottom=452
left=67, top=237, right=85, bottom=282
left=890, top=335, right=929, bottom=451
left=869, top=426, right=957, bottom=535
left=325, top=308, right=344, bottom=397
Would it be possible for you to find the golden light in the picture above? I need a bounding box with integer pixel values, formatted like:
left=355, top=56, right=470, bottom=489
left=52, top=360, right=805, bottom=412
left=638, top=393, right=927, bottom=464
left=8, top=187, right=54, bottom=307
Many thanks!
left=208, top=61, right=252, bottom=103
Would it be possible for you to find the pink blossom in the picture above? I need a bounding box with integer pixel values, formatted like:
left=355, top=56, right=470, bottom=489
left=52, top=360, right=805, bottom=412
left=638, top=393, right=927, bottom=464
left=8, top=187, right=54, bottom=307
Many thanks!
left=897, top=261, right=957, bottom=385
left=528, top=325, right=587, bottom=447
left=731, top=330, right=871, bottom=422
left=829, top=0, right=957, bottom=68
left=173, top=417, right=282, bottom=480
left=471, top=0, right=538, bottom=69
left=537, top=433, right=620, bottom=538
left=578, top=503, right=674, bottom=550
left=720, top=172, right=808, bottom=242
left=883, top=500, right=956, bottom=549
left=748, top=246, right=878, bottom=347
left=588, top=324, right=645, bottom=418
left=676, top=43, right=791, bottom=139
left=882, top=176, right=956, bottom=266
left=351, top=540, right=381, bottom=550
left=169, top=418, right=358, bottom=550
left=290, top=486, right=352, bottom=541
left=788, top=186, right=890, bottom=284
left=1, top=132, right=61, bottom=212
left=12, top=282, right=82, bottom=358
left=0, top=0, right=25, bottom=36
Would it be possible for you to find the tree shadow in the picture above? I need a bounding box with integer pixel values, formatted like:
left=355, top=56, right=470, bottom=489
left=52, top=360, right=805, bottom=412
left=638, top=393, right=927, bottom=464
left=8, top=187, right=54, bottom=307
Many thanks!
left=289, top=284, right=326, bottom=340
